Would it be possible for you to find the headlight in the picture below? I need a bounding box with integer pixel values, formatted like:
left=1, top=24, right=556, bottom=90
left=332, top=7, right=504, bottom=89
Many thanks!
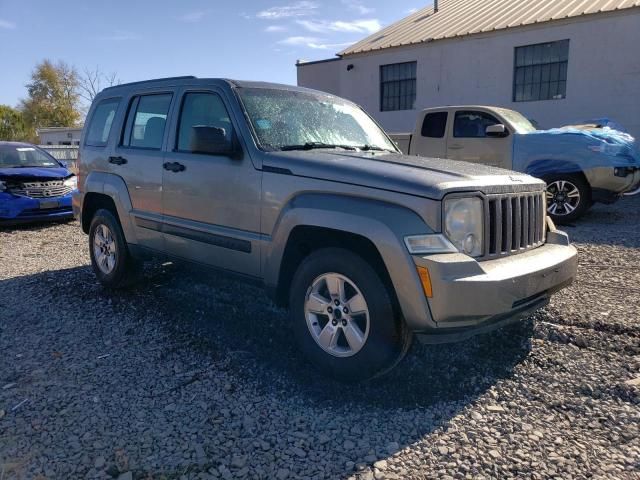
left=63, top=176, right=78, bottom=189
left=0, top=180, right=6, bottom=192
left=444, top=197, right=484, bottom=257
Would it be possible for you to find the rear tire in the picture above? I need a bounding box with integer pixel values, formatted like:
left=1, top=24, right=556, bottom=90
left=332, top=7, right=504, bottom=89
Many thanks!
left=89, top=208, right=141, bottom=289
left=289, top=248, right=412, bottom=382
left=543, top=173, right=591, bottom=224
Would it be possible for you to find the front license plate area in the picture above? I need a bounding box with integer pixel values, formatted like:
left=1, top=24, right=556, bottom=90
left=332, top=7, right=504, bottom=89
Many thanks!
left=40, top=199, right=59, bottom=210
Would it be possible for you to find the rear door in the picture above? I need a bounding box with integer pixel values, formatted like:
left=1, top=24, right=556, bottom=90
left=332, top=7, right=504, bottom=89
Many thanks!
left=409, top=110, right=448, bottom=158
left=111, top=91, right=175, bottom=252
left=160, top=87, right=262, bottom=277
left=446, top=109, right=512, bottom=168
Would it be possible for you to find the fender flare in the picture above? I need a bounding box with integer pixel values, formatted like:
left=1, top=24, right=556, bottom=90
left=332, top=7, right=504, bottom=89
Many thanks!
left=264, top=192, right=437, bottom=330
left=525, top=159, right=585, bottom=180
left=82, top=171, right=138, bottom=244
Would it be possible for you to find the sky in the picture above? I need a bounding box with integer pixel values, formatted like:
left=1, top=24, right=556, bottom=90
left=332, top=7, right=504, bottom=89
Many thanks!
left=0, top=0, right=425, bottom=108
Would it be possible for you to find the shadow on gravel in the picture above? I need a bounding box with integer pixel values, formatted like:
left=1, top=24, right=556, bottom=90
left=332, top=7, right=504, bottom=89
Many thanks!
left=0, top=261, right=534, bottom=410
left=0, top=262, right=535, bottom=478
left=560, top=196, right=640, bottom=248
left=0, top=218, right=76, bottom=233
left=143, top=263, right=534, bottom=410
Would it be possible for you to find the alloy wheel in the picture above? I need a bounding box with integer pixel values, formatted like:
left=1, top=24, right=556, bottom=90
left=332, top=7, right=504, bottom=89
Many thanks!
left=93, top=224, right=117, bottom=275
left=304, top=273, right=370, bottom=358
left=546, top=180, right=581, bottom=217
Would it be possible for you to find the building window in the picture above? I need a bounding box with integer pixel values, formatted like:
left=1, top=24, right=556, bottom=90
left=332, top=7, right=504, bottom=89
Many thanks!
left=514, top=40, right=569, bottom=102
left=380, top=61, right=416, bottom=112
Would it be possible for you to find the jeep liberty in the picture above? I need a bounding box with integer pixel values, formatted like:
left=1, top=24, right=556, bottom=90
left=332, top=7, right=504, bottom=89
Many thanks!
left=74, top=77, right=577, bottom=381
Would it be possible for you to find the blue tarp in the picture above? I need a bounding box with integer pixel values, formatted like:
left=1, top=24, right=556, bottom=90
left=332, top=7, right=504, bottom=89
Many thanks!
left=513, top=119, right=640, bottom=176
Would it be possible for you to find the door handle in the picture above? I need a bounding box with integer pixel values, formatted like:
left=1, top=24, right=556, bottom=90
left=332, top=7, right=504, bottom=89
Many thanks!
left=448, top=145, right=463, bottom=150
left=163, top=162, right=186, bottom=173
left=108, top=156, right=128, bottom=165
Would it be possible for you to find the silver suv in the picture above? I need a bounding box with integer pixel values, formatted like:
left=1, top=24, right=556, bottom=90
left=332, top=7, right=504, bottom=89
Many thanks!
left=75, top=77, right=577, bottom=381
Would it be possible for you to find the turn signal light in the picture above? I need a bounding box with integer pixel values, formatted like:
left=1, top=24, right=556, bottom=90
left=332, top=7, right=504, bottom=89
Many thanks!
left=416, top=266, right=433, bottom=298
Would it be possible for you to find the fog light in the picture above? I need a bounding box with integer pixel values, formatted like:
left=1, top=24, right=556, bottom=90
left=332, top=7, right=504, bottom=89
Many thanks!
left=416, top=266, right=433, bottom=298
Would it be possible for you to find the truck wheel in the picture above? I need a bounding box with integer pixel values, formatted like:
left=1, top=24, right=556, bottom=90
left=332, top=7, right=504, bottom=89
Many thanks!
left=89, top=208, right=140, bottom=288
left=543, top=173, right=591, bottom=223
left=289, top=248, right=411, bottom=382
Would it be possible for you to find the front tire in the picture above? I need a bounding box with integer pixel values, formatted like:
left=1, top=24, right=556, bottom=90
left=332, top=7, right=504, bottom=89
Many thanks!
left=289, top=248, right=411, bottom=382
left=89, top=209, right=140, bottom=288
left=543, top=173, right=591, bottom=224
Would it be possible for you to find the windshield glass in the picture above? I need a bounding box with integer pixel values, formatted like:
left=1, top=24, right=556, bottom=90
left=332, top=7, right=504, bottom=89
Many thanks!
left=238, top=88, right=398, bottom=152
left=493, top=108, right=537, bottom=134
left=0, top=144, right=60, bottom=168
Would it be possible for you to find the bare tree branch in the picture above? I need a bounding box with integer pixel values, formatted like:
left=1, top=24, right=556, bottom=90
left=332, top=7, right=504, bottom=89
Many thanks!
left=78, top=66, right=120, bottom=104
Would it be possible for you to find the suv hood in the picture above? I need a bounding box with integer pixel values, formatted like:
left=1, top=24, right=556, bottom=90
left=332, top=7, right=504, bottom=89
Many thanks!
left=263, top=150, right=544, bottom=199
left=0, top=166, right=71, bottom=182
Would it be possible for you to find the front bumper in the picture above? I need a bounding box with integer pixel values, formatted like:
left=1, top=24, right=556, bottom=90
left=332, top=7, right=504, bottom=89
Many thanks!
left=586, top=166, right=640, bottom=199
left=412, top=229, right=577, bottom=338
left=0, top=192, right=74, bottom=225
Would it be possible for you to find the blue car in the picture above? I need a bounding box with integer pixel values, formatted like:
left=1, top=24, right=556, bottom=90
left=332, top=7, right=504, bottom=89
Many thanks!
left=0, top=142, right=77, bottom=225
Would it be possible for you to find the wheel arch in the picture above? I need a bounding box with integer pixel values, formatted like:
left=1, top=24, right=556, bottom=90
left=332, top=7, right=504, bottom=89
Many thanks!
left=81, top=172, right=137, bottom=243
left=265, top=192, right=437, bottom=331
left=525, top=159, right=589, bottom=184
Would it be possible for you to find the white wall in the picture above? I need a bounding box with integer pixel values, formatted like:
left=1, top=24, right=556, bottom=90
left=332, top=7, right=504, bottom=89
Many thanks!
left=297, top=11, right=640, bottom=139
left=37, top=129, right=83, bottom=146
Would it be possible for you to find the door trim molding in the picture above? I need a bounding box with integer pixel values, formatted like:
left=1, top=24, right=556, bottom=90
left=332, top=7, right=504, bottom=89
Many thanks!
left=132, top=213, right=252, bottom=253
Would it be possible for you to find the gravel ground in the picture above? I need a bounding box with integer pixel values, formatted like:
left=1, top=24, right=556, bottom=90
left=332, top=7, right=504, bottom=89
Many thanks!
left=1, top=196, right=639, bottom=480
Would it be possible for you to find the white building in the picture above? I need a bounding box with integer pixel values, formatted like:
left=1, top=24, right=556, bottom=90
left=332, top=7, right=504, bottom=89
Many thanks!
left=36, top=126, right=83, bottom=146
left=297, top=0, right=640, bottom=139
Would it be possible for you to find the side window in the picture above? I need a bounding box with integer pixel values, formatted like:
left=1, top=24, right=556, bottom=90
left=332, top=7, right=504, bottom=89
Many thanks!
left=176, top=92, right=233, bottom=154
left=421, top=112, right=448, bottom=138
left=453, top=111, right=500, bottom=138
left=122, top=94, right=172, bottom=149
left=85, top=98, right=120, bottom=147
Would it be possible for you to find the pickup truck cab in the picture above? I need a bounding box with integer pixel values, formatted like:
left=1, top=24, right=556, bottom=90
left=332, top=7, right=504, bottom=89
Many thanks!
left=391, top=106, right=640, bottom=223
left=75, top=78, right=577, bottom=381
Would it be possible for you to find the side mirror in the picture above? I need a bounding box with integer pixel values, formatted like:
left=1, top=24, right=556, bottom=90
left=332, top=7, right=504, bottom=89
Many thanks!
left=189, top=126, right=235, bottom=157
left=486, top=124, right=508, bottom=138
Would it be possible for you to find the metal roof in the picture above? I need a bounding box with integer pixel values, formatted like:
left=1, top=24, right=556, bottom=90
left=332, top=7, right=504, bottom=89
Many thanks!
left=340, top=0, right=640, bottom=56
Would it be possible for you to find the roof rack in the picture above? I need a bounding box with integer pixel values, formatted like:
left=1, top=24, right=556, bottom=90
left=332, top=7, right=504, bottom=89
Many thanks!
left=103, top=76, right=197, bottom=91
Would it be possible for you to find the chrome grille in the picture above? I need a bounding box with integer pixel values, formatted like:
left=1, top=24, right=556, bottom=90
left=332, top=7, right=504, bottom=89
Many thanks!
left=485, top=191, right=546, bottom=258
left=9, top=180, right=74, bottom=199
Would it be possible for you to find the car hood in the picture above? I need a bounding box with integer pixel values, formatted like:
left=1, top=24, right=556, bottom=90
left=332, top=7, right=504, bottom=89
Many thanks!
left=262, top=150, right=544, bottom=199
left=0, top=167, right=72, bottom=182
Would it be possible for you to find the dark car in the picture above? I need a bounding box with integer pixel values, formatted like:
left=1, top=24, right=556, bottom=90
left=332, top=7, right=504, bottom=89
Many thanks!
left=0, top=142, right=77, bottom=225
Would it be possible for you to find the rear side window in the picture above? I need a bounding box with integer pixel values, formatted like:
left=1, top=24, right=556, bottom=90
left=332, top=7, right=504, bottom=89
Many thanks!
left=176, top=92, right=233, bottom=153
left=453, top=111, right=501, bottom=138
left=122, top=94, right=172, bottom=149
left=421, top=112, right=448, bottom=138
left=85, top=98, right=120, bottom=147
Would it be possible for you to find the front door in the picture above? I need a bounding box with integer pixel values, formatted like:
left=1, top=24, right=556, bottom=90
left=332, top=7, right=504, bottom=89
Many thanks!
left=446, top=110, right=512, bottom=169
left=161, top=89, right=262, bottom=277
left=111, top=92, right=174, bottom=252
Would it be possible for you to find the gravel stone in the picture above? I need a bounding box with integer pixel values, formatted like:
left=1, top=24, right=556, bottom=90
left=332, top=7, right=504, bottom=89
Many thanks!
left=1, top=195, right=640, bottom=479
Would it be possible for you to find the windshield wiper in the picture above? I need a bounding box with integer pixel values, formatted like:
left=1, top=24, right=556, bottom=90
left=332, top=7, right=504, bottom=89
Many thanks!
left=357, top=145, right=395, bottom=153
left=279, top=142, right=357, bottom=151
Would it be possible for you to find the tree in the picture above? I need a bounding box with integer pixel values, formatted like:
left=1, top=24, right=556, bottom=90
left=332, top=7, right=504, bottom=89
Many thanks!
left=19, top=60, right=82, bottom=130
left=78, top=66, right=119, bottom=104
left=0, top=105, right=32, bottom=142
